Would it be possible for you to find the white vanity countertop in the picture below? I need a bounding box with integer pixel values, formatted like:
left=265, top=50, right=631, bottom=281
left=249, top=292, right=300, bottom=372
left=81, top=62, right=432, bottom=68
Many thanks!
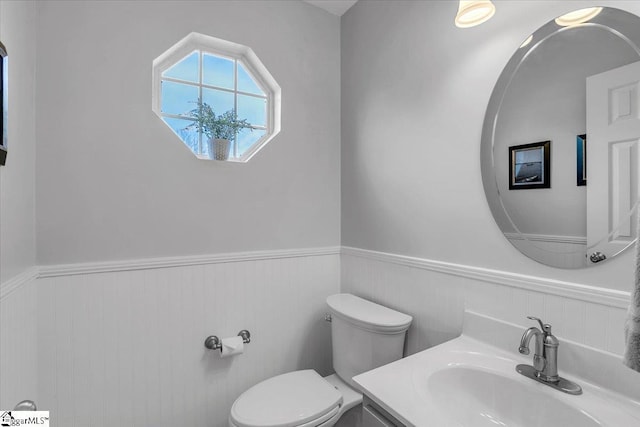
left=352, top=313, right=640, bottom=427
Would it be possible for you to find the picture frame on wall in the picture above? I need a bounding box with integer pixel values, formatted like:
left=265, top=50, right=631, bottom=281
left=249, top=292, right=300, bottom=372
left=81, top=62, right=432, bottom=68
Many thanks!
left=577, top=134, right=586, bottom=186
left=508, top=140, right=551, bottom=190
left=0, top=40, right=6, bottom=166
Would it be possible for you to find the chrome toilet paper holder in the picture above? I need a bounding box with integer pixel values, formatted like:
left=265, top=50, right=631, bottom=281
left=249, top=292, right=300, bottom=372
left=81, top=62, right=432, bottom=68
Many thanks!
left=204, top=330, right=251, bottom=350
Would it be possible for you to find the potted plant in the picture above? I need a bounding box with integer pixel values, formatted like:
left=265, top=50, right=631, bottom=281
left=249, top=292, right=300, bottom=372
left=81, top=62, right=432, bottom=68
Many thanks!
left=185, top=100, right=252, bottom=160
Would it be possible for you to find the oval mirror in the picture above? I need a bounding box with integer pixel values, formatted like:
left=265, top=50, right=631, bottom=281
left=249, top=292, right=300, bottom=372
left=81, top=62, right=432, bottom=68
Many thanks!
left=481, top=7, right=640, bottom=269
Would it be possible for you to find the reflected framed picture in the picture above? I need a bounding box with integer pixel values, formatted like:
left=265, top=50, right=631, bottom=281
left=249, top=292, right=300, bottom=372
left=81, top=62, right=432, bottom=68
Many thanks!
left=0, top=40, right=6, bottom=166
left=508, top=141, right=550, bottom=190
left=577, top=134, right=586, bottom=186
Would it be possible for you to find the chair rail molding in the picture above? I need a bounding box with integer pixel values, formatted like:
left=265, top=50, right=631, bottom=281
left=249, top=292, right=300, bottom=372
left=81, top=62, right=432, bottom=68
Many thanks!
left=1, top=247, right=340, bottom=300
left=341, top=246, right=631, bottom=309
left=4, top=246, right=630, bottom=309
left=38, top=246, right=341, bottom=278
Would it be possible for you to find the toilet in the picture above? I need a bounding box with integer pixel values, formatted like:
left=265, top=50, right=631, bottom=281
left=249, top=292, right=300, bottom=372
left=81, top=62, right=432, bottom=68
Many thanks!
left=229, top=293, right=412, bottom=427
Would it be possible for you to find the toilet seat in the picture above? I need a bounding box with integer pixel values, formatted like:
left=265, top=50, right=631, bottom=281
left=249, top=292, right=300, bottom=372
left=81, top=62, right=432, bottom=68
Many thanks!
left=229, top=406, right=340, bottom=427
left=229, top=370, right=343, bottom=427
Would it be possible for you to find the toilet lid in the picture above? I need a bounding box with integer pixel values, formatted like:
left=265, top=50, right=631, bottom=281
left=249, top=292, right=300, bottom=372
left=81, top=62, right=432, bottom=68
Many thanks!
left=230, top=370, right=343, bottom=427
left=326, top=293, right=412, bottom=333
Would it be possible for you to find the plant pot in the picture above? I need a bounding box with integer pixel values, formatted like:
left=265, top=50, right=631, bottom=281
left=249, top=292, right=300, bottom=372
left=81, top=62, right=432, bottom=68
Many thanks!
left=209, top=138, right=231, bottom=161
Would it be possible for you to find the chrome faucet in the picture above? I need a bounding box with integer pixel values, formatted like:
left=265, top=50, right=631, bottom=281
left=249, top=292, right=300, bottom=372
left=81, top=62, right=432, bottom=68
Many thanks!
left=516, top=316, right=582, bottom=395
left=518, top=316, right=559, bottom=382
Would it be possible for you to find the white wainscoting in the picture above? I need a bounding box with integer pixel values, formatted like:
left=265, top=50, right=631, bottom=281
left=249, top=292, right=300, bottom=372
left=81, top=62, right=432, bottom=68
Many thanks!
left=35, top=250, right=340, bottom=427
left=0, top=268, right=39, bottom=410
left=341, top=248, right=629, bottom=358
left=4, top=246, right=631, bottom=426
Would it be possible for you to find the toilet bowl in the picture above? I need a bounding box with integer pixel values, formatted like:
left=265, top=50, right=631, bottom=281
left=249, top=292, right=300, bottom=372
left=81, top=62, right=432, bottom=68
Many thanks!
left=229, top=370, right=351, bottom=427
left=228, top=294, right=412, bottom=427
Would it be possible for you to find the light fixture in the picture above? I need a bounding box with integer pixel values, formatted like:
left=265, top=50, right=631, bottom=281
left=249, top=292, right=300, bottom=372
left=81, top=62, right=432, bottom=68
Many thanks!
left=555, top=7, right=603, bottom=27
left=455, top=1, right=496, bottom=28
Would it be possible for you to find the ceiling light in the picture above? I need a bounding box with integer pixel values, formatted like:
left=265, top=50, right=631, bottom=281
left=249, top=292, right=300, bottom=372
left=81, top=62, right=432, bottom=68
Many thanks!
left=555, top=7, right=603, bottom=27
left=455, top=1, right=496, bottom=28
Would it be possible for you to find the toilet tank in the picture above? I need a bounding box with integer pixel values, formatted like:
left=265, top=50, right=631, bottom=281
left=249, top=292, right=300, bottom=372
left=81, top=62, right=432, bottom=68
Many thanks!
left=326, top=294, right=412, bottom=388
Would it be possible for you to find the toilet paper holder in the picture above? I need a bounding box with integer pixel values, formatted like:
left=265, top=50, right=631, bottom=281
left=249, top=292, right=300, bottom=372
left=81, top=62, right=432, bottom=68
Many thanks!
left=204, top=330, right=251, bottom=350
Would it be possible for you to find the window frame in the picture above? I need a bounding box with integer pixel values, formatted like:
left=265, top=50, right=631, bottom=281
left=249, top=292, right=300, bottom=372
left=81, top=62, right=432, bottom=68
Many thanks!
left=152, top=33, right=281, bottom=162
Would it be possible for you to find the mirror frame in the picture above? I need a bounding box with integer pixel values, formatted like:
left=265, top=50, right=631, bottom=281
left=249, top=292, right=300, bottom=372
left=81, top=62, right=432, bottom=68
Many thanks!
left=481, top=7, right=640, bottom=268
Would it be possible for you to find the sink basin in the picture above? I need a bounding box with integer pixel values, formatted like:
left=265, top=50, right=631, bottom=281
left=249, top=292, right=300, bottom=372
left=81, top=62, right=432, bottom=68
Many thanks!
left=353, top=311, right=640, bottom=427
left=428, top=366, right=599, bottom=427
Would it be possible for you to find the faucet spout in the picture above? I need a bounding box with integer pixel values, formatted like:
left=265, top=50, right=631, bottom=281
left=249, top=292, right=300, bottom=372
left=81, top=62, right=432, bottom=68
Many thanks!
left=519, top=327, right=546, bottom=372
left=519, top=327, right=542, bottom=355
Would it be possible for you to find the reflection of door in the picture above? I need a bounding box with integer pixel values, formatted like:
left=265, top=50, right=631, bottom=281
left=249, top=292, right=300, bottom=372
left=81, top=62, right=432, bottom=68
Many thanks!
left=586, top=60, right=640, bottom=262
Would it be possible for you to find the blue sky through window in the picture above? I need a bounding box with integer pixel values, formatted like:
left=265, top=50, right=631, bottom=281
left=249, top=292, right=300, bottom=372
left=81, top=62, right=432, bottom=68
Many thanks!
left=162, top=51, right=199, bottom=83
left=203, top=54, right=234, bottom=89
left=238, top=63, right=265, bottom=96
left=237, top=128, right=266, bottom=154
left=238, top=95, right=266, bottom=127
left=161, top=81, right=198, bottom=115
left=202, top=88, right=234, bottom=113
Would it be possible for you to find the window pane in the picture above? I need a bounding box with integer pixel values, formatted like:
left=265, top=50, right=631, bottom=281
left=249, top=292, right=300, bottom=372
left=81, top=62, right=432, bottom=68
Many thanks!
left=162, top=51, right=199, bottom=83
left=203, top=54, right=234, bottom=89
left=237, top=128, right=266, bottom=156
left=202, top=136, right=212, bottom=159
left=202, top=87, right=234, bottom=115
left=161, top=80, right=199, bottom=116
left=229, top=140, right=239, bottom=159
left=162, top=117, right=201, bottom=154
left=237, top=95, right=266, bottom=127
left=237, top=62, right=265, bottom=96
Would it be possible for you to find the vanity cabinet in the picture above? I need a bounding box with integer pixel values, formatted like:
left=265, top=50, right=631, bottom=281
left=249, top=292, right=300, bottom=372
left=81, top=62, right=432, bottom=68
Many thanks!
left=362, top=396, right=406, bottom=427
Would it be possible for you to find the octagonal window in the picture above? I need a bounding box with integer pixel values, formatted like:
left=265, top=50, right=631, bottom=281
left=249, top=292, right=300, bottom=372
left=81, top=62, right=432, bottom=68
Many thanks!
left=153, top=33, right=281, bottom=162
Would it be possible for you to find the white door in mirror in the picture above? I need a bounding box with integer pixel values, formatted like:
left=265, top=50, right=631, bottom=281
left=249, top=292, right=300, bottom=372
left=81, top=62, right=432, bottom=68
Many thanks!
left=586, top=60, right=640, bottom=261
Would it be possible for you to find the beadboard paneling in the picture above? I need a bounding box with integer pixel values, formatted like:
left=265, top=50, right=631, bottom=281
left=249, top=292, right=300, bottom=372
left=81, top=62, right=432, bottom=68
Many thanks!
left=8, top=247, right=630, bottom=425
left=36, top=253, right=340, bottom=427
left=341, top=251, right=628, bottom=357
left=0, top=273, right=38, bottom=410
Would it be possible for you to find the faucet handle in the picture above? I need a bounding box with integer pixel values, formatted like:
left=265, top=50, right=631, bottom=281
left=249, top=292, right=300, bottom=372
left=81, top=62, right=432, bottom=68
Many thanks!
left=527, top=316, right=552, bottom=334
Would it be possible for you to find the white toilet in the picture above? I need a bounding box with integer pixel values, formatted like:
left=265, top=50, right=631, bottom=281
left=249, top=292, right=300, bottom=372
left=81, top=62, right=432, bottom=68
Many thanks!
left=229, top=293, right=412, bottom=427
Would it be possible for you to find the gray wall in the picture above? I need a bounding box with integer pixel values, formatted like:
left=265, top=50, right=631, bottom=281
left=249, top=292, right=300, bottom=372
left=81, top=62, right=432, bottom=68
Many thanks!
left=341, top=0, right=640, bottom=291
left=35, top=0, right=341, bottom=265
left=0, top=0, right=36, bottom=282
left=0, top=0, right=38, bottom=412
